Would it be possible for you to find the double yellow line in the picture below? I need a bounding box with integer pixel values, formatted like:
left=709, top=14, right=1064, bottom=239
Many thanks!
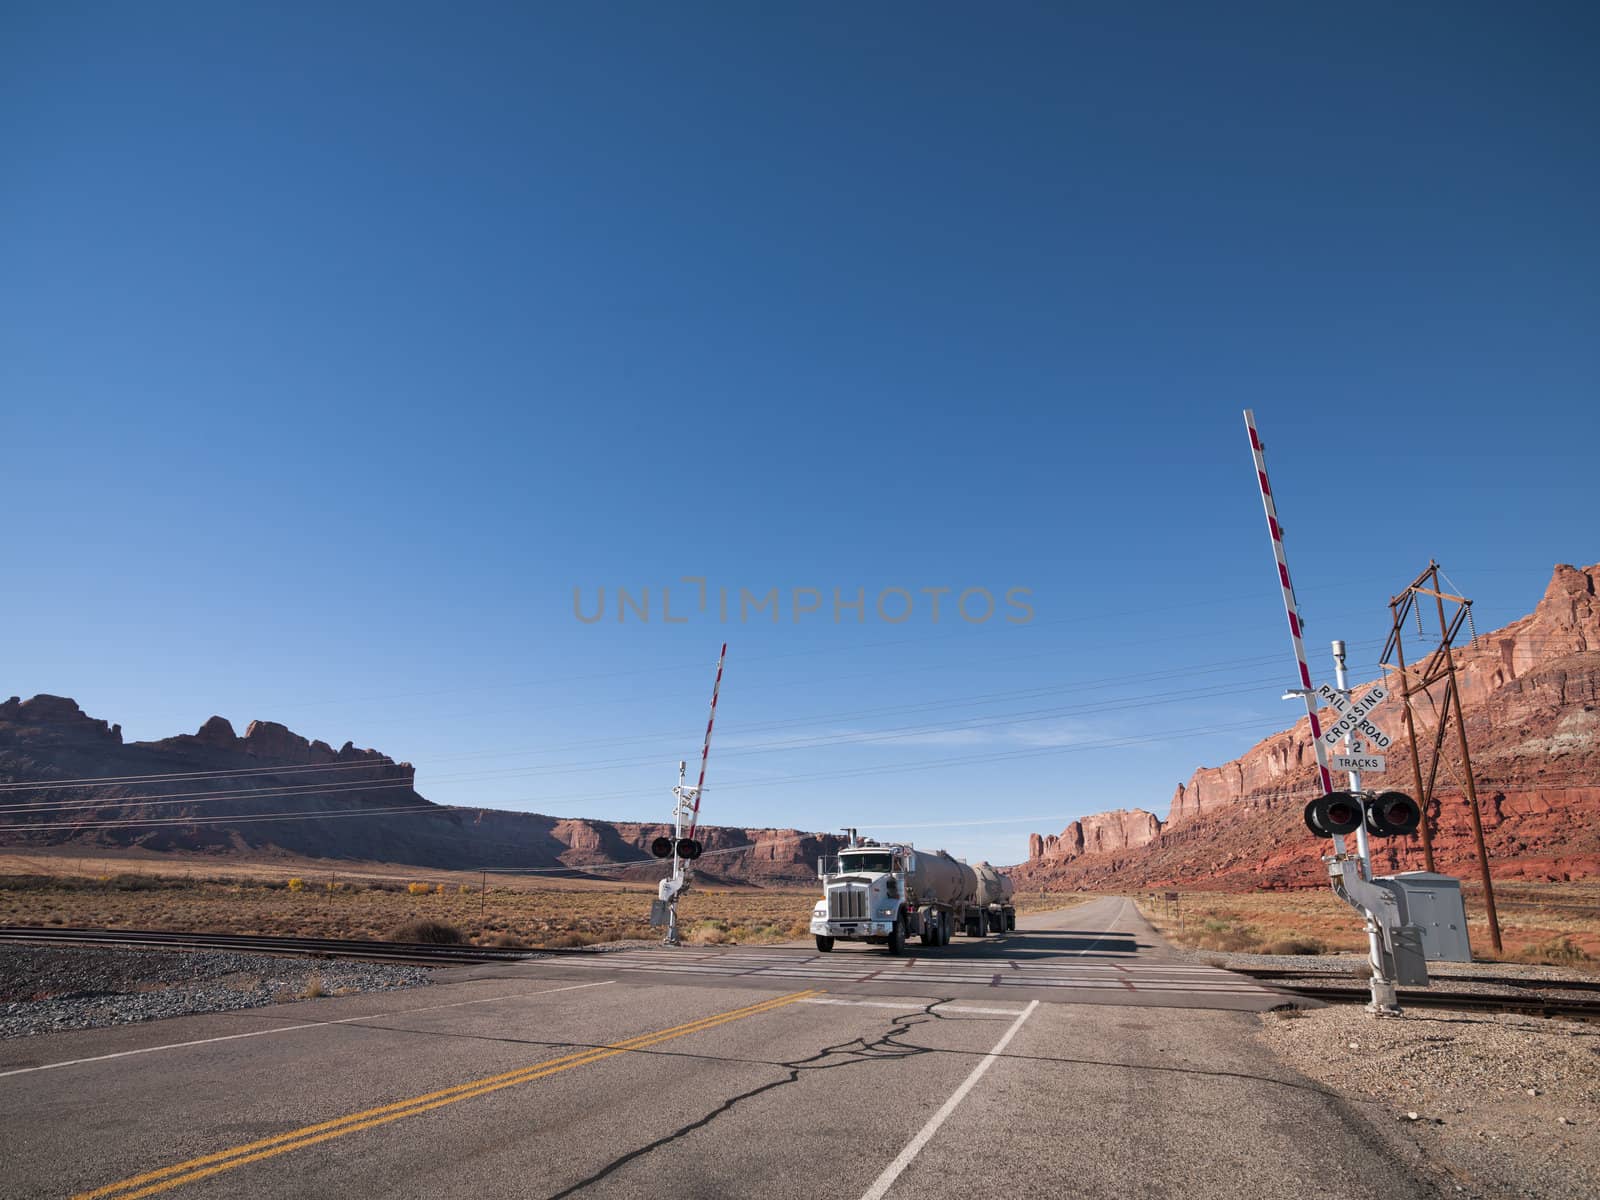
left=75, top=988, right=821, bottom=1200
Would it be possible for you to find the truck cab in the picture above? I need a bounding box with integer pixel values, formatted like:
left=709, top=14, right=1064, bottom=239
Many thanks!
left=811, top=845, right=908, bottom=954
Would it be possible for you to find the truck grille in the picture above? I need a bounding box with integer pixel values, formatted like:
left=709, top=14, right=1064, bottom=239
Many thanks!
left=829, top=887, right=868, bottom=921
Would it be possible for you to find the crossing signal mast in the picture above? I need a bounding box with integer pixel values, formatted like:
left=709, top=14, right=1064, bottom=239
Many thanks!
left=1244, top=413, right=1470, bottom=1016
left=650, top=642, right=726, bottom=947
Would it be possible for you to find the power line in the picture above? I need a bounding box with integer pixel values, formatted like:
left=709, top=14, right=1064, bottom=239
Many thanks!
left=178, top=583, right=1407, bottom=738
left=3, top=715, right=1279, bottom=832
left=1, top=640, right=1384, bottom=796
left=6, top=803, right=442, bottom=832
left=0, top=757, right=401, bottom=794
left=0, top=674, right=1291, bottom=815
left=237, top=582, right=1383, bottom=716
left=0, top=776, right=422, bottom=816
left=12, top=628, right=1569, bottom=823
left=11, top=647, right=1303, bottom=786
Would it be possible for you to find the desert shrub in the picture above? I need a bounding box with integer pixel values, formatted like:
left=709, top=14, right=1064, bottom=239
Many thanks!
left=1195, top=927, right=1262, bottom=953
left=108, top=873, right=168, bottom=892
left=687, top=920, right=731, bottom=946
left=545, top=931, right=596, bottom=948
left=406, top=882, right=430, bottom=897
left=484, top=931, right=527, bottom=948
left=0, top=874, right=58, bottom=892
left=1521, top=936, right=1591, bottom=966
left=390, top=920, right=466, bottom=944
left=1261, top=937, right=1325, bottom=956
left=458, top=884, right=473, bottom=896
left=286, top=877, right=305, bottom=893
left=434, top=883, right=446, bottom=895
left=301, top=976, right=325, bottom=998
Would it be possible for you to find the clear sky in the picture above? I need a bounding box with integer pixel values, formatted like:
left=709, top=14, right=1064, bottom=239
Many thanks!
left=4, top=3, right=1596, bottom=865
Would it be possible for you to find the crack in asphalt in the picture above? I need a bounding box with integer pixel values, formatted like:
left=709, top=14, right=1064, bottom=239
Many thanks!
left=544, top=1000, right=965, bottom=1199
left=329, top=1008, right=1344, bottom=1106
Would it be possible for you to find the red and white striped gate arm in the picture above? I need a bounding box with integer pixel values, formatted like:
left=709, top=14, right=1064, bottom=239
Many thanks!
left=685, top=642, right=726, bottom=841
left=1243, top=411, right=1335, bottom=796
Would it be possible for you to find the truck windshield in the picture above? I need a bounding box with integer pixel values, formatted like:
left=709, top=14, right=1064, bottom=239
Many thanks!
left=838, top=852, right=894, bottom=873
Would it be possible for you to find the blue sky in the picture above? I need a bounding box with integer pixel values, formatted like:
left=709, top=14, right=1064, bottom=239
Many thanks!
left=3, top=3, right=1596, bottom=865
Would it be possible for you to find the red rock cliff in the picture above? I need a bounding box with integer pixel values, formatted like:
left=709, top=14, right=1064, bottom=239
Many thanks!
left=1015, top=563, right=1600, bottom=890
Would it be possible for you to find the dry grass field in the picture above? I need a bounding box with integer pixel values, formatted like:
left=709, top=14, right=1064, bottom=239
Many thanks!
left=0, top=851, right=1086, bottom=949
left=1133, top=880, right=1600, bottom=968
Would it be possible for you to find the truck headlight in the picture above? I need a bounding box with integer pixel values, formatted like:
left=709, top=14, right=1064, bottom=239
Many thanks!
left=879, top=908, right=895, bottom=918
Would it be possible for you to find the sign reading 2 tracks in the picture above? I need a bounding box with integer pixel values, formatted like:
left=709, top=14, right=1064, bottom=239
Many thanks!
left=1330, top=752, right=1387, bottom=773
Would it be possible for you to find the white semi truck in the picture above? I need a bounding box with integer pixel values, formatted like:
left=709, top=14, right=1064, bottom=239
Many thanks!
left=810, top=831, right=1016, bottom=954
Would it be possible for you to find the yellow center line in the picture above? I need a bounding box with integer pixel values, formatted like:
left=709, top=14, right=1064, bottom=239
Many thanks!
left=75, top=988, right=821, bottom=1200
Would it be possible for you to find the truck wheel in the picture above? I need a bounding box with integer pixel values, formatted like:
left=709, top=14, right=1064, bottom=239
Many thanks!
left=815, top=935, right=834, bottom=953
left=940, top=914, right=952, bottom=946
left=920, top=916, right=939, bottom=948
left=886, top=919, right=904, bottom=956
left=976, top=910, right=988, bottom=937
left=1007, top=910, right=1017, bottom=931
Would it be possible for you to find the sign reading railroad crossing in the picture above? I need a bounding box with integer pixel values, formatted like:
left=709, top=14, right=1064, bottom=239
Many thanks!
left=1315, top=682, right=1394, bottom=751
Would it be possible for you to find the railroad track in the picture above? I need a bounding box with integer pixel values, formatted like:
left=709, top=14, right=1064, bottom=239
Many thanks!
left=5, top=927, right=1597, bottom=1018
left=1261, top=982, right=1600, bottom=1020
left=1234, top=965, right=1600, bottom=994
left=0, top=925, right=540, bottom=967
left=1232, top=965, right=1600, bottom=1018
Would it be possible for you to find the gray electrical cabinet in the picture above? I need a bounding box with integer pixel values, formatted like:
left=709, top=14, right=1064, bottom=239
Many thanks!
left=1374, top=872, right=1473, bottom=963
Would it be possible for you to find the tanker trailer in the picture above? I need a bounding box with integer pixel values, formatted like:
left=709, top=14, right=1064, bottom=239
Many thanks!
left=810, top=833, right=982, bottom=954
left=973, top=862, right=1017, bottom=935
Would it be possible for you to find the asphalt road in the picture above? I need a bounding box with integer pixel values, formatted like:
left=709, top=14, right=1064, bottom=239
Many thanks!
left=0, top=898, right=1436, bottom=1200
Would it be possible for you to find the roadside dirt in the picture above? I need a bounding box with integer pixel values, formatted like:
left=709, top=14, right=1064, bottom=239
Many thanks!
left=1259, top=1006, right=1600, bottom=1199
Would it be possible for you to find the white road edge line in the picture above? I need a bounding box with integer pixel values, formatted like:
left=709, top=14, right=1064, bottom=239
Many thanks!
left=858, top=999, right=1039, bottom=1200
left=0, top=979, right=615, bottom=1079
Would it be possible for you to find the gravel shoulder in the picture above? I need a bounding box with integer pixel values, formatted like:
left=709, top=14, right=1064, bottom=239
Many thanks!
left=1259, top=1006, right=1600, bottom=1199
left=0, top=945, right=432, bottom=1039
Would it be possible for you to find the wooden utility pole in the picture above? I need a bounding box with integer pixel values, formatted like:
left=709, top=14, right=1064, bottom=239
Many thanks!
left=1428, top=564, right=1501, bottom=954
left=1381, top=562, right=1503, bottom=954
left=1386, top=601, right=1436, bottom=872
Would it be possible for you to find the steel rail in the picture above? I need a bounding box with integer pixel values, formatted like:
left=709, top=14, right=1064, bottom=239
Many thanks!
left=1232, top=965, right=1600, bottom=994
left=1257, top=980, right=1600, bottom=1020
left=0, top=926, right=540, bottom=966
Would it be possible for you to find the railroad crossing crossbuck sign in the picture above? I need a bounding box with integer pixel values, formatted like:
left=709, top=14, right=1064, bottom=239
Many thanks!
left=1315, top=682, right=1394, bottom=752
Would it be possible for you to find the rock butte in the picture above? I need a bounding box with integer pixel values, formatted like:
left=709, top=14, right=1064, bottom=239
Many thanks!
left=0, top=695, right=845, bottom=884
left=1015, top=562, right=1600, bottom=890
